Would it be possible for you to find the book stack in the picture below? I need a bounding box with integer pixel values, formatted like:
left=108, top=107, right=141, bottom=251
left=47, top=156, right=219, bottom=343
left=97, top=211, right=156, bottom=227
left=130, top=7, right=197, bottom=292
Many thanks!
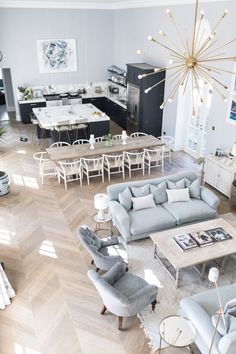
left=173, top=227, right=232, bottom=252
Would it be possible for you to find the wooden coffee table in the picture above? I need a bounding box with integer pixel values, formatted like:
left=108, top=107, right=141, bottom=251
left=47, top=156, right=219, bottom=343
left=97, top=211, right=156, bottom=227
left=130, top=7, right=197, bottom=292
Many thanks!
left=150, top=218, right=236, bottom=288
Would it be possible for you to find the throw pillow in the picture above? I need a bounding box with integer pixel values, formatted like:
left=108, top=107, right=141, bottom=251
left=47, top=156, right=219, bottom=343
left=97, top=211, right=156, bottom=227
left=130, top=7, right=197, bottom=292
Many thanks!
left=131, top=184, right=150, bottom=197
left=166, top=188, right=190, bottom=203
left=132, top=194, right=156, bottom=211
left=167, top=178, right=186, bottom=189
left=150, top=181, right=167, bottom=204
left=118, top=187, right=132, bottom=212
left=185, top=178, right=201, bottom=199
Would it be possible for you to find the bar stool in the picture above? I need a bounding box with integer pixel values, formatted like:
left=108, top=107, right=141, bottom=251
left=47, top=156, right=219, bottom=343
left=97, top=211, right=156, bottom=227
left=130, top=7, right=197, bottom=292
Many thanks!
left=54, top=120, right=71, bottom=144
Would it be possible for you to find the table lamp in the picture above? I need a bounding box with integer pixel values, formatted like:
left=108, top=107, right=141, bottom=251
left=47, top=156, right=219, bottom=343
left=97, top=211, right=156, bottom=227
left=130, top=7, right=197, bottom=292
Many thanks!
left=94, top=193, right=108, bottom=222
left=208, top=267, right=226, bottom=354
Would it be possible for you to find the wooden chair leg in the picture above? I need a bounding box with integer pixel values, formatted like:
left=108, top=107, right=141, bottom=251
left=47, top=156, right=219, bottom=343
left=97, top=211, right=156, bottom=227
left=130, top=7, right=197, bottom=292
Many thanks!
left=118, top=316, right=123, bottom=330
left=100, top=305, right=107, bottom=315
left=151, top=300, right=157, bottom=312
left=91, top=259, right=94, bottom=265
left=96, top=267, right=99, bottom=272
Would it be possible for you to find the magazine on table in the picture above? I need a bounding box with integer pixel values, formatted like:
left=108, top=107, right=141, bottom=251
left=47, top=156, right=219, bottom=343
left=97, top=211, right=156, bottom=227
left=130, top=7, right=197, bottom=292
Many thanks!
left=173, top=234, right=198, bottom=252
left=189, top=231, right=213, bottom=247
left=205, top=227, right=232, bottom=242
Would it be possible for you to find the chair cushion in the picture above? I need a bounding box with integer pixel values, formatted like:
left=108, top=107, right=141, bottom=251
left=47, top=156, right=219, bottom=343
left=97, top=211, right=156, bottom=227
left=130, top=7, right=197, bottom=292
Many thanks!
left=118, top=187, right=132, bottom=212
left=131, top=184, right=150, bottom=197
left=162, top=199, right=217, bottom=225
left=167, top=178, right=185, bottom=189
left=129, top=205, right=176, bottom=235
left=185, top=178, right=201, bottom=199
left=113, top=272, right=148, bottom=298
left=166, top=188, right=190, bottom=203
left=150, top=182, right=167, bottom=204
left=132, top=194, right=156, bottom=211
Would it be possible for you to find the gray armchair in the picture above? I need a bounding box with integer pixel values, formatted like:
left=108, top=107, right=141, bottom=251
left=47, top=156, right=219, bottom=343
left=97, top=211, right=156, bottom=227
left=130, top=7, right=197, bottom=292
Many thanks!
left=77, top=226, right=127, bottom=271
left=87, top=262, right=158, bottom=329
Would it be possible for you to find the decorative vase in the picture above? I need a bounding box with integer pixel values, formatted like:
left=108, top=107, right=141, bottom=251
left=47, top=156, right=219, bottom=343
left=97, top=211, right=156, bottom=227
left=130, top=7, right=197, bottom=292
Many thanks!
left=0, top=171, right=9, bottom=196
left=122, top=130, right=128, bottom=145
left=105, top=140, right=112, bottom=147
left=89, top=134, right=95, bottom=150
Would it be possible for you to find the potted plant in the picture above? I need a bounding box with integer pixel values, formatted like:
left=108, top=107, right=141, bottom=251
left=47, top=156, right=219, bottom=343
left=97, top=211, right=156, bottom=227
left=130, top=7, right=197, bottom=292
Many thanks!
left=17, top=86, right=33, bottom=101
left=103, top=133, right=113, bottom=147
left=0, top=126, right=9, bottom=196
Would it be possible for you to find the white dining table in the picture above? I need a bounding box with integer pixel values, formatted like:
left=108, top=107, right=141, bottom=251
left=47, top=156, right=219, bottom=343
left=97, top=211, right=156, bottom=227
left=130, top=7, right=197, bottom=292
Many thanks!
left=33, top=103, right=110, bottom=129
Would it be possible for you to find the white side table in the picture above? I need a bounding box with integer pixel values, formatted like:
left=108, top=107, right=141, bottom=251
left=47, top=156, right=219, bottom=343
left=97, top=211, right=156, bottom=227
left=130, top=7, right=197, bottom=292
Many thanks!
left=158, top=315, right=196, bottom=353
left=93, top=213, right=113, bottom=234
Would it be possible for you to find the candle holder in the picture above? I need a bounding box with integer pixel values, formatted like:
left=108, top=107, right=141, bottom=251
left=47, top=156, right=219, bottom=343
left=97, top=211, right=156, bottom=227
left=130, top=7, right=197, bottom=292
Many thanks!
left=122, top=130, right=128, bottom=145
left=89, top=134, right=95, bottom=150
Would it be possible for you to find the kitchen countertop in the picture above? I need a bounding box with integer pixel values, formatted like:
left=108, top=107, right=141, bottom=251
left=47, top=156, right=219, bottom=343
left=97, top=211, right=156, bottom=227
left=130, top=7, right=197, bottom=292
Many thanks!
left=32, top=103, right=110, bottom=129
left=19, top=92, right=127, bottom=109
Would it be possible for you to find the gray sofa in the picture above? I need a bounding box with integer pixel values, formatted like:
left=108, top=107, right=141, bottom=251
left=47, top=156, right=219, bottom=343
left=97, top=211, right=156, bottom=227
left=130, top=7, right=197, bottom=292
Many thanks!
left=107, top=171, right=220, bottom=243
left=179, top=284, right=236, bottom=354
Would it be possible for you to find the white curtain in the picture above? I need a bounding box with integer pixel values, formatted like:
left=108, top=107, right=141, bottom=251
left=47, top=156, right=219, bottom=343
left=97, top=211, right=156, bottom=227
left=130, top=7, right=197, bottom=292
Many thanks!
left=0, top=264, right=15, bottom=310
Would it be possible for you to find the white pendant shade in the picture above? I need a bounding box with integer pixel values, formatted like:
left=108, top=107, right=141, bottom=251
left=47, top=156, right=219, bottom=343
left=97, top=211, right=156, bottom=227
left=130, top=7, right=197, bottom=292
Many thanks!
left=208, top=267, right=220, bottom=283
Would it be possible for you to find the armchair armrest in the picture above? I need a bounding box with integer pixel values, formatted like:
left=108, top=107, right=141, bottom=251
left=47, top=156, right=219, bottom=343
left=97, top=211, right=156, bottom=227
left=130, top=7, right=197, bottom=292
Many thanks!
left=180, top=297, right=221, bottom=353
left=101, top=235, right=119, bottom=248
left=200, top=186, right=220, bottom=210
left=129, top=284, right=158, bottom=310
left=109, top=201, right=131, bottom=242
left=218, top=331, right=236, bottom=354
left=90, top=245, right=123, bottom=271
left=102, top=262, right=126, bottom=285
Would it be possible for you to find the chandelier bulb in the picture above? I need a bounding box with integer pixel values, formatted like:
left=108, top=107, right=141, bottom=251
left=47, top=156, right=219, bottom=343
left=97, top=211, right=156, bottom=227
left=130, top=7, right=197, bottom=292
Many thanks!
left=159, top=30, right=165, bottom=37
left=160, top=104, right=164, bottom=109
left=145, top=88, right=151, bottom=94
left=224, top=9, right=228, bottom=15
left=138, top=74, right=143, bottom=79
left=168, top=98, right=173, bottom=103
left=224, top=97, right=228, bottom=103
left=169, top=60, right=174, bottom=65
left=148, top=35, right=153, bottom=41
left=200, top=10, right=205, bottom=16
left=154, top=67, right=160, bottom=72
left=137, top=49, right=142, bottom=55
left=166, top=9, right=172, bottom=17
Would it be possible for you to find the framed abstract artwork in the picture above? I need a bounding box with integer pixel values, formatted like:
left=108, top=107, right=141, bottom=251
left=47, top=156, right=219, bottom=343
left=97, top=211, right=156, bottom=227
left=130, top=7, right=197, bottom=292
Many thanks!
left=37, top=39, right=77, bottom=73
left=226, top=62, right=236, bottom=125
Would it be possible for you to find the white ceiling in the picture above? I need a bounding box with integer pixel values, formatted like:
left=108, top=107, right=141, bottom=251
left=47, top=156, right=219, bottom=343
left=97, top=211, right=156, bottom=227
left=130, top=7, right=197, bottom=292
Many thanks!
left=0, top=0, right=232, bottom=9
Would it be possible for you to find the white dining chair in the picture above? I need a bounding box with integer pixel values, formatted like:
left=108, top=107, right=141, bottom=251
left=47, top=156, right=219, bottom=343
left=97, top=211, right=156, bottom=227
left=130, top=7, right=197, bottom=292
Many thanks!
left=73, top=139, right=90, bottom=145
left=33, top=151, right=58, bottom=184
left=124, top=151, right=145, bottom=178
left=103, top=154, right=125, bottom=181
left=95, top=136, right=105, bottom=142
left=158, top=135, right=174, bottom=164
left=82, top=157, right=104, bottom=185
left=57, top=159, right=82, bottom=190
left=144, top=147, right=165, bottom=175
left=112, top=134, right=123, bottom=140
left=50, top=142, right=71, bottom=148
left=130, top=132, right=148, bottom=138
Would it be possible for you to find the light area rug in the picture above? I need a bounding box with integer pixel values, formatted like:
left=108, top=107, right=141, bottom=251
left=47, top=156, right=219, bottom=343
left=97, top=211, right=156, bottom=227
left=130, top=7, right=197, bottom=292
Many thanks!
left=122, top=213, right=236, bottom=353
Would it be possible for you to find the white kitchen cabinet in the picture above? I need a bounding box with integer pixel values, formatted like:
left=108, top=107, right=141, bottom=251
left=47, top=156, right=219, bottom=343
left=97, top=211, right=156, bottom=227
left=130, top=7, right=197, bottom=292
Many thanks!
left=204, top=156, right=236, bottom=197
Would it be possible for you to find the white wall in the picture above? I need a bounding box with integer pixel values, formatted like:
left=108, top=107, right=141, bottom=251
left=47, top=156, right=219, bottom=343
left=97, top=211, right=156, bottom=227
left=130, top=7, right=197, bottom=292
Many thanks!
left=113, top=1, right=236, bottom=154
left=0, top=8, right=113, bottom=106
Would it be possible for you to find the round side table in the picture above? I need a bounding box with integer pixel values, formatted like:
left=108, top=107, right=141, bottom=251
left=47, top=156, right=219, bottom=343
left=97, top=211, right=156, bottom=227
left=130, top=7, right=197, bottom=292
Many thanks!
left=158, top=315, right=196, bottom=353
left=93, top=213, right=113, bottom=234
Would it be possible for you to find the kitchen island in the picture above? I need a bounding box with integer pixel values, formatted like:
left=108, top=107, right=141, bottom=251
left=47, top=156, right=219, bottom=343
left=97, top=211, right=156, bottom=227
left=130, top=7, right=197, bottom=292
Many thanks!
left=33, top=103, right=110, bottom=143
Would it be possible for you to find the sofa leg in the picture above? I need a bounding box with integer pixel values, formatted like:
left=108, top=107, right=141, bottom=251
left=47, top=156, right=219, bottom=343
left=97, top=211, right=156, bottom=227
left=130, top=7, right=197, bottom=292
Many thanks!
left=100, top=305, right=107, bottom=315
left=118, top=316, right=123, bottom=330
left=151, top=300, right=157, bottom=312
left=96, top=267, right=99, bottom=272
left=91, top=259, right=94, bottom=265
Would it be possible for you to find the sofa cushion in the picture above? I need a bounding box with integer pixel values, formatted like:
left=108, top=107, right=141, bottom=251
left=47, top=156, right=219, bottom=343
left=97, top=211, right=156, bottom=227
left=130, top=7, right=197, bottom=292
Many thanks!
left=118, top=187, right=132, bottom=211
left=150, top=181, right=167, bottom=204
left=185, top=178, right=201, bottom=199
left=162, top=199, right=217, bottom=225
left=131, top=184, right=150, bottom=197
left=167, top=178, right=185, bottom=189
left=132, top=194, right=156, bottom=211
left=129, top=205, right=176, bottom=235
left=166, top=188, right=190, bottom=203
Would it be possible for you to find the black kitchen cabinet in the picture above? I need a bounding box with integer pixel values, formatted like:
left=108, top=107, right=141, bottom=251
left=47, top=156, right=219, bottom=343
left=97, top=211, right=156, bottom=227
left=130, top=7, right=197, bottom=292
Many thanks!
left=19, top=101, right=46, bottom=124
left=82, top=96, right=127, bottom=130
left=126, top=63, right=165, bottom=137
left=82, top=97, right=106, bottom=112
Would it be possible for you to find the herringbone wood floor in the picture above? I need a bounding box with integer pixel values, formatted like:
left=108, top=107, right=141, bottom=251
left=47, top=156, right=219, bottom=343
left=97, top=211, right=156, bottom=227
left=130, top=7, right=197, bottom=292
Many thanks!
left=0, top=117, right=230, bottom=354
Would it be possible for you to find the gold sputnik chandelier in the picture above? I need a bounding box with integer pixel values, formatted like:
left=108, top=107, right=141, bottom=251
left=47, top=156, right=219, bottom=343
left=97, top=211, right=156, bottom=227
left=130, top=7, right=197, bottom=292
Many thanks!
left=138, top=0, right=236, bottom=114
